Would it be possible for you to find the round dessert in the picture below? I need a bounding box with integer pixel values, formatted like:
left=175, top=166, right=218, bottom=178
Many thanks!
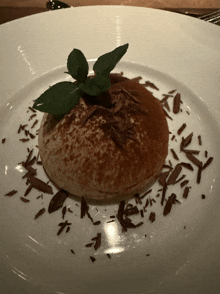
left=38, top=74, right=169, bottom=200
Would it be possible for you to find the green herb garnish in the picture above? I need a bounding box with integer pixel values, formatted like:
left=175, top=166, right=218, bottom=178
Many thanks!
left=33, top=44, right=129, bottom=117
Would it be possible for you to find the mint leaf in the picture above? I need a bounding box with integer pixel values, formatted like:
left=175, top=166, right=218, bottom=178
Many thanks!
left=33, top=82, right=82, bottom=115
left=67, top=49, right=89, bottom=83
left=93, top=43, right=129, bottom=77
left=79, top=75, right=111, bottom=96
left=33, top=44, right=129, bottom=117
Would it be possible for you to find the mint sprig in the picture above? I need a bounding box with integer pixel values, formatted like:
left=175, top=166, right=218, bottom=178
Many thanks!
left=33, top=43, right=129, bottom=117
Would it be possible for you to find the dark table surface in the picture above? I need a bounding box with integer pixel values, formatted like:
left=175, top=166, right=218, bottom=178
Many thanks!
left=0, top=6, right=219, bottom=25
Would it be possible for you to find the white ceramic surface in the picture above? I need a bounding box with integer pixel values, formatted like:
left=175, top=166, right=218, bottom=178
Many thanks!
left=0, top=6, right=220, bottom=294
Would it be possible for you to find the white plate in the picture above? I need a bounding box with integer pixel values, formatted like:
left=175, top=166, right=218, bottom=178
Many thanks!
left=1, top=6, right=220, bottom=294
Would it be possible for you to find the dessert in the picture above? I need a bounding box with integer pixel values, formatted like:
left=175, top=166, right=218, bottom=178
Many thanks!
left=35, top=45, right=169, bottom=200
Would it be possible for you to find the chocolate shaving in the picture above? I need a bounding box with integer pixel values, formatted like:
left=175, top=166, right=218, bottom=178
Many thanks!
left=158, top=171, right=170, bottom=186
left=120, top=86, right=139, bottom=103
left=86, top=211, right=94, bottom=224
left=184, top=149, right=200, bottom=155
left=174, top=174, right=186, bottom=184
left=180, top=180, right=189, bottom=188
left=35, top=208, right=46, bottom=219
left=173, top=93, right=181, bottom=114
left=203, top=157, right=213, bottom=170
left=108, top=125, right=124, bottom=149
left=71, top=249, right=75, bottom=254
left=145, top=198, right=149, bottom=208
left=48, top=189, right=68, bottom=213
left=168, top=89, right=176, bottom=94
left=62, top=206, right=67, bottom=219
left=149, top=212, right=156, bottom=223
left=24, top=185, right=33, bottom=196
left=113, top=101, right=123, bottom=113
left=197, top=166, right=203, bottom=184
left=116, top=200, right=127, bottom=232
left=127, top=102, right=148, bottom=116
left=107, top=220, right=115, bottom=224
left=141, top=189, right=152, bottom=199
left=122, top=218, right=136, bottom=228
left=19, top=138, right=30, bottom=142
left=163, top=100, right=170, bottom=112
left=90, top=256, right=96, bottom=263
left=163, top=109, right=173, bottom=120
left=130, top=76, right=142, bottom=82
left=18, top=124, right=27, bottom=133
left=198, top=135, right=202, bottom=146
left=182, top=186, right=190, bottom=199
left=31, top=119, right=38, bottom=129
left=92, top=233, right=101, bottom=251
left=124, top=206, right=139, bottom=216
left=22, top=162, right=37, bottom=177
left=20, top=197, right=30, bottom=203
left=134, top=193, right=142, bottom=205
left=80, top=105, right=98, bottom=126
left=167, top=164, right=182, bottom=185
left=37, top=194, right=43, bottom=200
left=29, top=114, right=37, bottom=121
left=116, top=201, right=138, bottom=231
left=2, top=138, right=6, bottom=144
left=4, top=190, right=18, bottom=196
left=161, top=183, right=168, bottom=205
left=25, top=149, right=34, bottom=165
left=162, top=164, right=173, bottom=170
left=160, top=95, right=172, bottom=104
left=57, top=220, right=71, bottom=235
left=93, top=221, right=101, bottom=226
left=135, top=222, right=144, bottom=227
left=177, top=123, right=186, bottom=135
left=28, top=156, right=37, bottom=167
left=145, top=81, right=159, bottom=90
left=81, top=197, right=89, bottom=218
left=28, top=107, right=36, bottom=113
left=107, top=254, right=111, bottom=259
left=29, top=132, right=36, bottom=139
left=85, top=243, right=94, bottom=248
left=180, top=133, right=193, bottom=150
left=163, top=193, right=177, bottom=216
left=185, top=153, right=202, bottom=168
left=171, top=148, right=179, bottom=160
left=181, top=162, right=194, bottom=171
left=29, top=176, right=53, bottom=194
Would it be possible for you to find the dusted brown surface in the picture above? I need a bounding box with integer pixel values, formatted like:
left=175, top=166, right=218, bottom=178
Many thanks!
left=38, top=77, right=169, bottom=199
